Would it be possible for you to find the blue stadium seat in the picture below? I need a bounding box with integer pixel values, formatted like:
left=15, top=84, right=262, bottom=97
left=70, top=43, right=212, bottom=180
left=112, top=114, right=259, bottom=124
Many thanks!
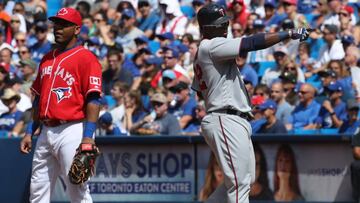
left=252, top=61, right=277, bottom=77
left=319, top=128, right=339, bottom=135
left=292, top=129, right=319, bottom=135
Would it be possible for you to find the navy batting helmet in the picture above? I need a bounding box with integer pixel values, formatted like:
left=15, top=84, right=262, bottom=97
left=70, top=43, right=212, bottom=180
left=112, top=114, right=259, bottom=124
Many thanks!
left=197, top=3, right=230, bottom=28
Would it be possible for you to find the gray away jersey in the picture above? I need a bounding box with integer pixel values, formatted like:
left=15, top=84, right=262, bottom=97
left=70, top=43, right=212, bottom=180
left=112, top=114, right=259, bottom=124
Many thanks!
left=191, top=37, right=252, bottom=113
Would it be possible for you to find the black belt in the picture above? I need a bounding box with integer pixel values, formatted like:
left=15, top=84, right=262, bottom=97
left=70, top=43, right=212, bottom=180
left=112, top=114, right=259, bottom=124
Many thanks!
left=42, top=119, right=82, bottom=127
left=209, top=109, right=253, bottom=121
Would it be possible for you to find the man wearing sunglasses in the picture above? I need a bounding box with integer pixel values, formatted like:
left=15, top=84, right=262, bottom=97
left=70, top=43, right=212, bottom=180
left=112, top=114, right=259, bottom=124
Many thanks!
left=193, top=3, right=311, bottom=202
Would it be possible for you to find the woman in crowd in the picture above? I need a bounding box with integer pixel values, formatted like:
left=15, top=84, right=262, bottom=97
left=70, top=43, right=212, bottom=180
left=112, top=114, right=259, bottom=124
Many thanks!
left=123, top=90, right=147, bottom=134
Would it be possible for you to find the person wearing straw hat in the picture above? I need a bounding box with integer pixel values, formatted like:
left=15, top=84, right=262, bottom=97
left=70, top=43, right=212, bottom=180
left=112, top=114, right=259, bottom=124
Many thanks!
left=0, top=88, right=23, bottom=137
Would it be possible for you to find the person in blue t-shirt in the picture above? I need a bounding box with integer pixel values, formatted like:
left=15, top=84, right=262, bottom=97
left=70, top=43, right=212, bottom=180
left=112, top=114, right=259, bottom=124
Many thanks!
left=258, top=99, right=288, bottom=134
left=137, top=0, right=160, bottom=38
left=316, top=81, right=347, bottom=129
left=339, top=100, right=360, bottom=135
left=287, top=83, right=321, bottom=131
left=169, top=81, right=197, bottom=133
left=98, top=112, right=125, bottom=136
left=0, top=88, right=24, bottom=137
left=30, top=21, right=52, bottom=64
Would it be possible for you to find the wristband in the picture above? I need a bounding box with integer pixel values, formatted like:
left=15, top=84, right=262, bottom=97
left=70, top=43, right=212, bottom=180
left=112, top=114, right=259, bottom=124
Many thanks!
left=330, top=112, right=336, bottom=116
left=83, top=121, right=97, bottom=138
left=279, top=31, right=290, bottom=41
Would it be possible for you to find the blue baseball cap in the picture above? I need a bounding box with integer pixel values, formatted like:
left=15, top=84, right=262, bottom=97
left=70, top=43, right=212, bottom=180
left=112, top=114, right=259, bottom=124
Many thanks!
left=99, top=112, right=113, bottom=125
left=163, top=45, right=179, bottom=58
left=264, top=0, right=276, bottom=7
left=162, top=69, right=176, bottom=79
left=156, top=32, right=174, bottom=40
left=122, top=8, right=135, bottom=18
left=192, top=0, right=205, bottom=5
left=326, top=81, right=343, bottom=92
left=176, top=43, right=189, bottom=53
left=341, top=35, right=355, bottom=45
left=253, top=19, right=265, bottom=28
left=135, top=36, right=149, bottom=44
left=145, top=56, right=163, bottom=65
left=258, top=99, right=277, bottom=111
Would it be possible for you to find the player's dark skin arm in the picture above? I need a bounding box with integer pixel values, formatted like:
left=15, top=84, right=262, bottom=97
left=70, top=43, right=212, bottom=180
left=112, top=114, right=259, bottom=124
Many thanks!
left=240, top=32, right=291, bottom=53
left=82, top=93, right=101, bottom=144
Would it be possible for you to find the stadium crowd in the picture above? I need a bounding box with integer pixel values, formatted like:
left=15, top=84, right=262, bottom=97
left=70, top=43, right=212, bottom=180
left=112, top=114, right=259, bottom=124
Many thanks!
left=0, top=0, right=359, bottom=137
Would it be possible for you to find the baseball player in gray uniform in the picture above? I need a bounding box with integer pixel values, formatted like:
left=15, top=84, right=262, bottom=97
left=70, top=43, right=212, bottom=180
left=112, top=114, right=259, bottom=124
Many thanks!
left=192, top=3, right=310, bottom=203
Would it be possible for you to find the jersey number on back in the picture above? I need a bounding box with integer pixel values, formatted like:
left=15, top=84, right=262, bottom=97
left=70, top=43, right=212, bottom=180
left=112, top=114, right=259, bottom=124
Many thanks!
left=194, top=64, right=207, bottom=90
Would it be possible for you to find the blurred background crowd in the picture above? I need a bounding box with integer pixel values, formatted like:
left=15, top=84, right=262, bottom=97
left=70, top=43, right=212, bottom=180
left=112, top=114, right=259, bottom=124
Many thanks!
left=0, top=0, right=359, bottom=137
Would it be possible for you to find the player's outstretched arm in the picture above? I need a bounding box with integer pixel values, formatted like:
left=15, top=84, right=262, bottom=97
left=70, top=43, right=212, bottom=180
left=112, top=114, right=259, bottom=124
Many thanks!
left=239, top=28, right=311, bottom=53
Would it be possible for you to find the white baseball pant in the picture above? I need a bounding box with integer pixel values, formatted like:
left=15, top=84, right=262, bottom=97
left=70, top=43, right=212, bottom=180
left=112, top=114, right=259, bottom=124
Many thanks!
left=30, top=121, right=93, bottom=203
left=201, top=112, right=255, bottom=203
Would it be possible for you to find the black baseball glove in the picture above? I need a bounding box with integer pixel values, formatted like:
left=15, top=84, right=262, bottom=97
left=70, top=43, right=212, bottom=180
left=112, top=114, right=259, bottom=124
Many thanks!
left=68, top=143, right=100, bottom=184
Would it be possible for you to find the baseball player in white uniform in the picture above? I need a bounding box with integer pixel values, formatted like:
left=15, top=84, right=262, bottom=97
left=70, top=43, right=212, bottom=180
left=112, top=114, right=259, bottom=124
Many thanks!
left=192, top=3, right=310, bottom=203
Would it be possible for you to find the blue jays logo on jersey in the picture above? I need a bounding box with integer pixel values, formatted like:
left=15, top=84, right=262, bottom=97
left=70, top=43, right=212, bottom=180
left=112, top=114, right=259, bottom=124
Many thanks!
left=52, top=87, right=72, bottom=103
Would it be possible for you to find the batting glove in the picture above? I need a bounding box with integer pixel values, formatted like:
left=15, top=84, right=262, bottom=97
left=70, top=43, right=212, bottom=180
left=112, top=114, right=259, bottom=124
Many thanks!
left=290, top=28, right=312, bottom=42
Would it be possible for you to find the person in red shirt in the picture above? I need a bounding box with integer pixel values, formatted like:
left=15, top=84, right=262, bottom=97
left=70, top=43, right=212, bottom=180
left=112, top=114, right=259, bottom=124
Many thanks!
left=19, top=8, right=102, bottom=202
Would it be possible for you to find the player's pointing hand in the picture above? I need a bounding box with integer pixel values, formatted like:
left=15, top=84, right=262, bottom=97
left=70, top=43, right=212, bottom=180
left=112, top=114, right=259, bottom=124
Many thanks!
left=290, top=28, right=312, bottom=42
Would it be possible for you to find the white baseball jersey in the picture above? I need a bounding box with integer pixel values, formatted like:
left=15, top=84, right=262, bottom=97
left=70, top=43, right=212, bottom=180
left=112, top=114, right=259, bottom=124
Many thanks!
left=191, top=37, right=252, bottom=113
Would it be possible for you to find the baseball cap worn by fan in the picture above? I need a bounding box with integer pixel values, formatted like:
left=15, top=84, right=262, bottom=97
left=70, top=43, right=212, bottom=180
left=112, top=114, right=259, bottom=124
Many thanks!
left=258, top=99, right=277, bottom=111
left=318, top=69, right=337, bottom=78
left=20, top=59, right=37, bottom=70
left=264, top=0, right=276, bottom=7
left=170, top=81, right=189, bottom=93
left=151, top=93, right=168, bottom=104
left=163, top=46, right=179, bottom=58
left=253, top=19, right=265, bottom=28
left=99, top=112, right=113, bottom=126
left=122, top=9, right=136, bottom=18
left=325, top=81, right=343, bottom=92
left=156, top=32, right=174, bottom=41
left=283, top=0, right=297, bottom=5
left=48, top=7, right=82, bottom=27
left=162, top=69, right=176, bottom=80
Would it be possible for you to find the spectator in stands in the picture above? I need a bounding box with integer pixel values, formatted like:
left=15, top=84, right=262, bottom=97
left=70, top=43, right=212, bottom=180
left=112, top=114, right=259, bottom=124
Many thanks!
left=279, top=71, right=298, bottom=106
left=323, top=0, right=343, bottom=27
left=244, top=12, right=259, bottom=36
left=98, top=112, right=124, bottom=136
left=345, top=46, right=360, bottom=100
left=123, top=47, right=150, bottom=90
left=156, top=32, right=174, bottom=49
left=316, top=69, right=337, bottom=103
left=169, top=81, right=197, bottom=133
left=150, top=46, right=190, bottom=88
left=102, top=49, right=133, bottom=94
left=339, top=6, right=354, bottom=38
left=30, top=21, right=51, bottom=64
left=286, top=83, right=321, bottom=131
left=18, top=59, right=36, bottom=97
left=137, top=0, right=160, bottom=38
left=237, top=54, right=258, bottom=87
left=339, top=99, right=360, bottom=134
left=0, top=46, right=14, bottom=71
left=109, top=81, right=129, bottom=132
left=273, top=144, right=304, bottom=201
left=257, top=99, right=287, bottom=134
left=14, top=32, right=26, bottom=49
left=199, top=152, right=224, bottom=201
left=156, top=0, right=188, bottom=38
left=192, top=100, right=206, bottom=135
left=328, top=59, right=354, bottom=100
left=132, top=92, right=181, bottom=135
left=350, top=128, right=360, bottom=202
left=247, top=19, right=273, bottom=63
left=184, top=0, right=204, bottom=41
left=264, top=0, right=285, bottom=31
left=282, top=0, right=306, bottom=28
left=183, top=41, right=198, bottom=79
left=0, top=88, right=23, bottom=137
left=276, top=19, right=299, bottom=60
left=231, top=22, right=243, bottom=38
left=116, top=9, right=144, bottom=54
left=228, top=0, right=249, bottom=29
left=270, top=82, right=294, bottom=125
left=10, top=14, right=26, bottom=40
left=282, top=59, right=305, bottom=83
left=82, top=15, right=96, bottom=37
left=261, top=46, right=288, bottom=87
left=250, top=142, right=274, bottom=200
left=315, top=24, right=345, bottom=69
left=17, top=46, right=30, bottom=61
left=254, top=84, right=270, bottom=100
left=75, top=1, right=91, bottom=18
left=123, top=90, right=147, bottom=134
left=316, top=81, right=347, bottom=129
